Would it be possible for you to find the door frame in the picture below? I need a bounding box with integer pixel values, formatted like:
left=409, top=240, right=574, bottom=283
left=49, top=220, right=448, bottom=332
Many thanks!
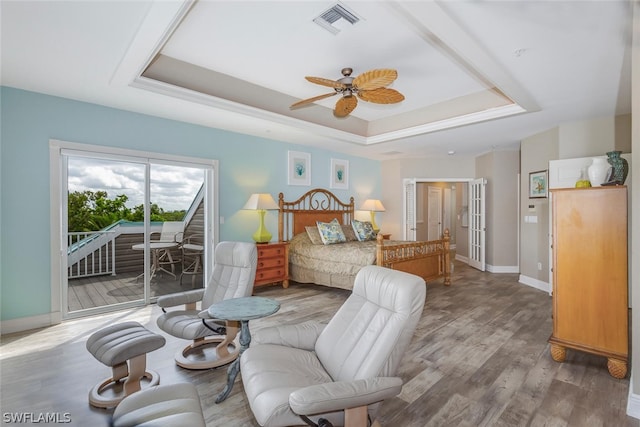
left=50, top=139, right=219, bottom=321
left=403, top=178, right=475, bottom=247
left=402, top=177, right=476, bottom=232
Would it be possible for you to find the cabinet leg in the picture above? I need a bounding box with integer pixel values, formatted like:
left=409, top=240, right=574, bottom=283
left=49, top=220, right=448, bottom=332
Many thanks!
left=550, top=344, right=566, bottom=362
left=607, top=358, right=627, bottom=379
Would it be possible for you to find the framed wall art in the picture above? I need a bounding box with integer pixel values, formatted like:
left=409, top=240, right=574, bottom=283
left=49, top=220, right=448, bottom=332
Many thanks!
left=329, top=158, right=349, bottom=190
left=288, top=151, right=311, bottom=186
left=529, top=170, right=548, bottom=198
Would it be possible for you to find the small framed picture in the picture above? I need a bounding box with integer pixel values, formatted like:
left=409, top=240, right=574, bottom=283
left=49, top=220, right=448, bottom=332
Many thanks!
left=529, top=170, right=548, bottom=198
left=288, top=151, right=311, bottom=186
left=329, top=158, right=349, bottom=190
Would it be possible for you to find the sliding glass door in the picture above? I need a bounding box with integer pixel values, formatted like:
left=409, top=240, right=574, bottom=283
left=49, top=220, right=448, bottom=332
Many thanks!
left=57, top=144, right=215, bottom=319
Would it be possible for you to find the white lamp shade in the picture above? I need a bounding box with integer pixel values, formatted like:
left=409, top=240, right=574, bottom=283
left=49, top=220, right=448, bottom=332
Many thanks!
left=243, top=193, right=279, bottom=210
left=360, top=199, right=386, bottom=212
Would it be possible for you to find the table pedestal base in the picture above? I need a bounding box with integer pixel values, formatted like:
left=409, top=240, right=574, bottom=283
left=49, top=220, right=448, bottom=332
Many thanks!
left=216, top=320, right=251, bottom=403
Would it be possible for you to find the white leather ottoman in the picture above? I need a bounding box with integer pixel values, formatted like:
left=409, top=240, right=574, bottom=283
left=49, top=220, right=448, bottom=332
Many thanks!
left=86, top=321, right=165, bottom=408
left=112, top=383, right=205, bottom=427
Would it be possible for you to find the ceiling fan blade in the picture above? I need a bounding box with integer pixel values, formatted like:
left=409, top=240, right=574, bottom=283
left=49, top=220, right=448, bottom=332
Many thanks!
left=358, top=88, right=405, bottom=104
left=290, top=92, right=337, bottom=109
left=353, top=69, right=398, bottom=91
left=305, top=76, right=347, bottom=89
left=334, top=96, right=358, bottom=118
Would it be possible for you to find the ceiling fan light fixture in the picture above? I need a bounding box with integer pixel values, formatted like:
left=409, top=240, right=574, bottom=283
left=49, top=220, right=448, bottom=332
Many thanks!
left=291, top=67, right=404, bottom=117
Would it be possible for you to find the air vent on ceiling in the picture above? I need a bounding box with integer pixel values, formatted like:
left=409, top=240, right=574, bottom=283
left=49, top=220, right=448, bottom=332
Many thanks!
left=313, top=3, right=361, bottom=35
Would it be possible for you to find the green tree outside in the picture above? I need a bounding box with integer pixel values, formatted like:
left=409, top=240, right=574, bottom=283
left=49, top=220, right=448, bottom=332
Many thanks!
left=68, top=190, right=186, bottom=232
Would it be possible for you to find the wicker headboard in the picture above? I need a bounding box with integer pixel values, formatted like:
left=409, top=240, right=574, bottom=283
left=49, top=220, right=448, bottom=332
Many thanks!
left=278, top=188, right=355, bottom=242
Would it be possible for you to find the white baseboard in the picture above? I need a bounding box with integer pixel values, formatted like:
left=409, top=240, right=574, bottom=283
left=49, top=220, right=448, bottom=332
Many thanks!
left=518, top=274, right=551, bottom=293
left=453, top=256, right=517, bottom=274
left=455, top=253, right=469, bottom=263
left=0, top=311, right=61, bottom=335
left=627, top=369, right=640, bottom=419
left=486, top=264, right=519, bottom=274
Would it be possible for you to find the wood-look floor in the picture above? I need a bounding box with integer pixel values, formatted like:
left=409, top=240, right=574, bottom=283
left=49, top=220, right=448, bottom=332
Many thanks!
left=1, top=261, right=636, bottom=426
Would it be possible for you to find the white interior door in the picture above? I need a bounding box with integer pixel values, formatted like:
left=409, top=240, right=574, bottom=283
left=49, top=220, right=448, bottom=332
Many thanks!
left=427, top=186, right=442, bottom=240
left=469, top=178, right=486, bottom=271
left=403, top=179, right=416, bottom=241
left=443, top=187, right=452, bottom=235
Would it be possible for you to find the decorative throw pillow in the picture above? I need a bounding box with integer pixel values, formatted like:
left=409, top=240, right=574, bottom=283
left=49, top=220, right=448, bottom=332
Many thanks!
left=305, top=226, right=323, bottom=245
left=352, top=219, right=377, bottom=242
left=316, top=219, right=346, bottom=245
left=341, top=224, right=358, bottom=242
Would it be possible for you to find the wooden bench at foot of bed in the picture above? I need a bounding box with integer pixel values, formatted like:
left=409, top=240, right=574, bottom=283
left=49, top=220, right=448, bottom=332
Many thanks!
left=375, top=229, right=451, bottom=286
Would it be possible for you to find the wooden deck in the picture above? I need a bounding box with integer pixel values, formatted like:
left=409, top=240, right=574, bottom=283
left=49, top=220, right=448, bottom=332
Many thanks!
left=67, top=267, right=203, bottom=312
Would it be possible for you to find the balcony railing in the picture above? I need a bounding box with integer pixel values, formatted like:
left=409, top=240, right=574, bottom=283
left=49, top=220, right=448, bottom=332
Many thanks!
left=68, top=230, right=117, bottom=279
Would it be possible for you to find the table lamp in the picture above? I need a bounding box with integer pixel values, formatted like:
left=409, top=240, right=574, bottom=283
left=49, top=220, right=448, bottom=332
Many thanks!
left=243, top=193, right=280, bottom=243
left=360, top=199, right=385, bottom=232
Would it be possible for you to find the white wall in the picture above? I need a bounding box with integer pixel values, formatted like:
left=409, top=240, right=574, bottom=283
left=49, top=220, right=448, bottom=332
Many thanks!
left=559, top=116, right=625, bottom=159
left=476, top=150, right=520, bottom=271
left=520, top=128, right=559, bottom=285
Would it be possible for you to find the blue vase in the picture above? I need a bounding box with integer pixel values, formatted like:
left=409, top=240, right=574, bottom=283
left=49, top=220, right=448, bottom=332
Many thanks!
left=606, top=151, right=628, bottom=185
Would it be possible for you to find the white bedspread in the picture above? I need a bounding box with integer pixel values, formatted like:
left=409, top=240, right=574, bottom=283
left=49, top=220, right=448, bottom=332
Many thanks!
left=288, top=232, right=377, bottom=276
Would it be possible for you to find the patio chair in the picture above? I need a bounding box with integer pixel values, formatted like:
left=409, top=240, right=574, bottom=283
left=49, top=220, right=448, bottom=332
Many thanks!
left=240, top=265, right=426, bottom=427
left=180, top=233, right=204, bottom=287
left=151, top=221, right=184, bottom=276
left=156, top=241, right=257, bottom=370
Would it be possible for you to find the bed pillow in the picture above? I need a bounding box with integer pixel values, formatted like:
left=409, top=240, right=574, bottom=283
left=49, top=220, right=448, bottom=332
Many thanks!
left=352, top=219, right=377, bottom=242
left=305, top=226, right=324, bottom=245
left=316, top=219, right=346, bottom=245
left=341, top=224, right=358, bottom=242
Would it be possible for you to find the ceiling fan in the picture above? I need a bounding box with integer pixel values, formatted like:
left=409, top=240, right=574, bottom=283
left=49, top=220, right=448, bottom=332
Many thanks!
left=290, top=67, right=405, bottom=118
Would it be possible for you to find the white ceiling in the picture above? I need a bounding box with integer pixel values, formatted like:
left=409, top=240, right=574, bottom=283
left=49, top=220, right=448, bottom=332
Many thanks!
left=1, top=0, right=632, bottom=160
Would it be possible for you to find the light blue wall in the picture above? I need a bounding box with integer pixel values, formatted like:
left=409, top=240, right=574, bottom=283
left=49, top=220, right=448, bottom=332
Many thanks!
left=0, top=87, right=381, bottom=321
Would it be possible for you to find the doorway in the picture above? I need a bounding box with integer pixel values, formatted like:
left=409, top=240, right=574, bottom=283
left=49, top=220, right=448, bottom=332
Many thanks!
left=404, top=178, right=485, bottom=269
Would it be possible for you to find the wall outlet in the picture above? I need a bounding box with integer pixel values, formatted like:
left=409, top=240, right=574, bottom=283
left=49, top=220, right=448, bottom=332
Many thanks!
left=537, top=262, right=542, bottom=270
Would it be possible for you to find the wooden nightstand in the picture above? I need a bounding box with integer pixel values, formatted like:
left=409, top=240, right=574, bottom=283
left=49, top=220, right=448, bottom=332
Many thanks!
left=254, top=242, right=289, bottom=289
left=381, top=234, right=391, bottom=240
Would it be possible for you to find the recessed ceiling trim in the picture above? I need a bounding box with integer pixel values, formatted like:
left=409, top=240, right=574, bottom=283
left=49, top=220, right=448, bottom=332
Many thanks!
left=365, top=104, right=526, bottom=145
left=130, top=75, right=370, bottom=145
left=110, top=0, right=195, bottom=88
left=132, top=73, right=525, bottom=147
left=117, top=0, right=536, bottom=148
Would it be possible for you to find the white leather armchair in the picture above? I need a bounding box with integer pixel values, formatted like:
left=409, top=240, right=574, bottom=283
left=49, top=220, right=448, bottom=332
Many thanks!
left=156, top=241, right=257, bottom=370
left=240, top=265, right=426, bottom=427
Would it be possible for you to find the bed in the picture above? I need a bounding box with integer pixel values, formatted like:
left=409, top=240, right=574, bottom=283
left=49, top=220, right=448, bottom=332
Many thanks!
left=277, top=188, right=451, bottom=290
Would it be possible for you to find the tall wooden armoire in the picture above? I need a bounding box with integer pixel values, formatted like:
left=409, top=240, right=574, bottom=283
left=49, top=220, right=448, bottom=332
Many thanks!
left=549, top=186, right=628, bottom=378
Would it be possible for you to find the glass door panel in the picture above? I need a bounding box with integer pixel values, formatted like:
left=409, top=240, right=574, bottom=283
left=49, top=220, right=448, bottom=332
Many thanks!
left=65, top=156, right=146, bottom=314
left=148, top=163, right=205, bottom=299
